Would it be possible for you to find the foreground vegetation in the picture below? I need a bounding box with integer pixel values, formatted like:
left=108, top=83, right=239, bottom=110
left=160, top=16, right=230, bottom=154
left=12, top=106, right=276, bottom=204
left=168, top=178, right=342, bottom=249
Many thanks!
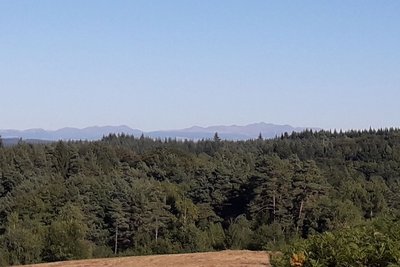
left=1, top=128, right=400, bottom=266
left=272, top=218, right=400, bottom=266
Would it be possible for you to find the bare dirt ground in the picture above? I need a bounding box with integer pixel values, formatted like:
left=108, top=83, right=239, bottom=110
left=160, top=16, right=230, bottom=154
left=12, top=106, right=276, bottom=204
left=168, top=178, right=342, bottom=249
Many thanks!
left=18, top=250, right=270, bottom=267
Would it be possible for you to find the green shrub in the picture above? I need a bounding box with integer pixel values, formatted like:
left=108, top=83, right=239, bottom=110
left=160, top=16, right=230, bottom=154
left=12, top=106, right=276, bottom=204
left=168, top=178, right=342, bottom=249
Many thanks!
left=271, top=218, right=400, bottom=267
left=92, top=245, right=113, bottom=258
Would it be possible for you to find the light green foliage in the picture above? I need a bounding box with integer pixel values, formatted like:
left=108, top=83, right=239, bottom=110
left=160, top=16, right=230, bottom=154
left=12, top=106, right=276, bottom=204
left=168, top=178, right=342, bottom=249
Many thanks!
left=252, top=223, right=286, bottom=250
left=206, top=223, right=225, bottom=250
left=271, top=218, right=400, bottom=267
left=44, top=204, right=92, bottom=261
left=226, top=215, right=253, bottom=249
left=0, top=213, right=45, bottom=266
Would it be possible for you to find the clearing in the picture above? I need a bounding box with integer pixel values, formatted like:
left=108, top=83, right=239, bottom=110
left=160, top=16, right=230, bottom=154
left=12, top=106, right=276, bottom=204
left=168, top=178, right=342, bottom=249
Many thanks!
left=18, top=250, right=270, bottom=267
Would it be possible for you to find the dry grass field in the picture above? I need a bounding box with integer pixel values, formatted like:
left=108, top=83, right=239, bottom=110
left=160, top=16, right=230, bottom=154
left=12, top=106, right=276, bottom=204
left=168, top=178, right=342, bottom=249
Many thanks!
left=17, top=250, right=270, bottom=267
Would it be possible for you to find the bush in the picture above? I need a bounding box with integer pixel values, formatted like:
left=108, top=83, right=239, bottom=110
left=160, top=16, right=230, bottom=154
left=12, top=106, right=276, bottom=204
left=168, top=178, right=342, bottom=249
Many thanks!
left=226, top=215, right=253, bottom=249
left=271, top=218, right=400, bottom=267
left=92, top=245, right=113, bottom=258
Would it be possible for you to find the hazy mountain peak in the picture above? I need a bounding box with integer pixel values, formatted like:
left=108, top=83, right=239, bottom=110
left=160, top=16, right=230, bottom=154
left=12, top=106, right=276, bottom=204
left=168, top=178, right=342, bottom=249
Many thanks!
left=0, top=122, right=320, bottom=142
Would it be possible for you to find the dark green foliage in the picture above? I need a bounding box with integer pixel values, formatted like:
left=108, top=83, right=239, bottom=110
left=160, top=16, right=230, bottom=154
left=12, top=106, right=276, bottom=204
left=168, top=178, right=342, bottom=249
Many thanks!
left=0, top=129, right=400, bottom=265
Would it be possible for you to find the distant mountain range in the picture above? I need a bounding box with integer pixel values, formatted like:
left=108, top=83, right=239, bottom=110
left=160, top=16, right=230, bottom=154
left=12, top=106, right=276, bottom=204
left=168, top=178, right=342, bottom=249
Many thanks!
left=0, top=126, right=142, bottom=141
left=0, top=122, right=320, bottom=144
left=149, top=123, right=320, bottom=140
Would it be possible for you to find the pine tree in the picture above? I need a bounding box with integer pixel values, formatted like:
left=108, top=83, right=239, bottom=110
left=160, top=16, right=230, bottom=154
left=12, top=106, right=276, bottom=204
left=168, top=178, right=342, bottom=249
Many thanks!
left=213, top=132, right=221, bottom=142
left=107, top=198, right=131, bottom=253
left=249, top=155, right=293, bottom=234
left=291, top=159, right=328, bottom=236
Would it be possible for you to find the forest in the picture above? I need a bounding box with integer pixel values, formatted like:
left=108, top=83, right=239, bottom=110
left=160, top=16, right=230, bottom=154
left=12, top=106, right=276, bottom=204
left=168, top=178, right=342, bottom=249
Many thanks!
left=1, top=128, right=400, bottom=266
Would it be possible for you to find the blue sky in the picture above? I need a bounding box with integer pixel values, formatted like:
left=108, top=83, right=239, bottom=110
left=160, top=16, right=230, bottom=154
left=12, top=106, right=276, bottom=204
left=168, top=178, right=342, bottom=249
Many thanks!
left=1, top=1, right=399, bottom=131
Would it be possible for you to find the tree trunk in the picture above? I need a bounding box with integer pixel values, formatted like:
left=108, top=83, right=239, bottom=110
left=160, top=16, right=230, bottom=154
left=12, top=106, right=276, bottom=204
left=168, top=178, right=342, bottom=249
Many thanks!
left=114, top=225, right=118, bottom=254
left=184, top=205, right=187, bottom=225
left=296, top=200, right=304, bottom=234
left=298, top=200, right=304, bottom=220
left=155, top=217, right=158, bottom=242
left=272, top=193, right=276, bottom=223
left=273, top=193, right=276, bottom=243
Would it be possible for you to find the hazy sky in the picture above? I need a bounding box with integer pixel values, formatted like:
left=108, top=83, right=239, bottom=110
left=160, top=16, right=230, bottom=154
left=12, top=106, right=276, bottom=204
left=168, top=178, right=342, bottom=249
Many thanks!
left=1, top=1, right=399, bottom=131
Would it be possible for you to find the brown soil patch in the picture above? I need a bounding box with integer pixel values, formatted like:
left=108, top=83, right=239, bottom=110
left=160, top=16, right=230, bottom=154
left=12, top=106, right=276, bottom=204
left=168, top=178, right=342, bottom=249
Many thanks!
left=18, top=250, right=270, bottom=267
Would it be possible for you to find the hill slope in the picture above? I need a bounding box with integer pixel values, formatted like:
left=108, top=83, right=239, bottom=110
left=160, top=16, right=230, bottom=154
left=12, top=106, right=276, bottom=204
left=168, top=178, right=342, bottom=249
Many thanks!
left=18, top=250, right=269, bottom=267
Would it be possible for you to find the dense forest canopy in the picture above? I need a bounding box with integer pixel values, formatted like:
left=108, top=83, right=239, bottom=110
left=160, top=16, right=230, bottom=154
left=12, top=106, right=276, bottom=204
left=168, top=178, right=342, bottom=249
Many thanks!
left=1, top=128, right=400, bottom=266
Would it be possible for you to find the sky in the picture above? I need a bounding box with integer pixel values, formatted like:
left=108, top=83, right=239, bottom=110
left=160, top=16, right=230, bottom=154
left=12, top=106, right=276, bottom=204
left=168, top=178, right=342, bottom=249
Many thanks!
left=1, top=1, right=399, bottom=131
